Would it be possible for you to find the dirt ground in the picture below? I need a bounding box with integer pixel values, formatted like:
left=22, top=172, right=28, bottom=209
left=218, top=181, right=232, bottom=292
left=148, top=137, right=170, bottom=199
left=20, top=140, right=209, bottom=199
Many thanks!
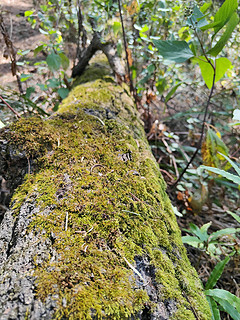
left=0, top=0, right=46, bottom=89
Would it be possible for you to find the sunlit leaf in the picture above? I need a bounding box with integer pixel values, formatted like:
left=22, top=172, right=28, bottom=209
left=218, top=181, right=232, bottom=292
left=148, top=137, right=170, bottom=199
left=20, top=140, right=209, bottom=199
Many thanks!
left=208, top=13, right=239, bottom=57
left=197, top=57, right=232, bottom=89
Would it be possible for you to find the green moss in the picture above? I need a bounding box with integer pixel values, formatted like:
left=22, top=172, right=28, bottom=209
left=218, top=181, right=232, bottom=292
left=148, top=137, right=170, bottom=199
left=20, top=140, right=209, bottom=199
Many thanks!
left=7, top=69, right=211, bottom=319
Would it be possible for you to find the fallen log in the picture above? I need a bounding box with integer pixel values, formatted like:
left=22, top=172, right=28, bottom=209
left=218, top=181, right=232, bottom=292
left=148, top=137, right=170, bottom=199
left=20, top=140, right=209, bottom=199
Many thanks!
left=0, top=62, right=211, bottom=319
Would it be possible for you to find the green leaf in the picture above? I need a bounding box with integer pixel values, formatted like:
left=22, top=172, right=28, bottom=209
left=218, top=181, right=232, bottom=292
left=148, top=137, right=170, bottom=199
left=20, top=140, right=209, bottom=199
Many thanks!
left=227, top=211, right=240, bottom=224
left=218, top=152, right=240, bottom=177
left=209, top=228, right=240, bottom=241
left=181, top=235, right=203, bottom=248
left=59, top=52, right=69, bottom=71
left=200, top=0, right=238, bottom=33
left=20, top=74, right=32, bottom=82
left=34, top=45, right=44, bottom=56
left=205, top=257, right=230, bottom=290
left=187, top=6, right=208, bottom=29
left=24, top=10, right=35, bottom=17
left=206, top=296, right=221, bottom=320
left=214, top=298, right=240, bottom=320
left=153, top=40, right=194, bottom=63
left=25, top=86, right=35, bottom=99
left=205, top=289, right=240, bottom=317
left=112, top=21, right=121, bottom=35
left=197, top=57, right=232, bottom=89
left=200, top=165, right=240, bottom=185
left=200, top=2, right=213, bottom=14
left=188, top=222, right=210, bottom=242
left=57, top=87, right=69, bottom=99
left=165, top=82, right=182, bottom=103
left=46, top=53, right=61, bottom=72
left=213, top=0, right=238, bottom=34
left=207, top=12, right=239, bottom=57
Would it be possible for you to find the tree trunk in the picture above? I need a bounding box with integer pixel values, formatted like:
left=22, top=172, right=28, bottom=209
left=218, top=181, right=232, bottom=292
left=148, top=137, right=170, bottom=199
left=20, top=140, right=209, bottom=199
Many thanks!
left=0, top=63, right=211, bottom=320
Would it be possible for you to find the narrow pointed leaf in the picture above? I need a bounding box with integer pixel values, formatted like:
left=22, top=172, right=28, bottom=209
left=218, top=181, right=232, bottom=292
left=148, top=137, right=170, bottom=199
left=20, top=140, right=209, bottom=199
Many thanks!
left=206, top=296, right=221, bottom=320
left=205, top=289, right=240, bottom=313
left=207, top=12, right=239, bottom=57
left=200, top=165, right=240, bottom=185
left=205, top=257, right=230, bottom=290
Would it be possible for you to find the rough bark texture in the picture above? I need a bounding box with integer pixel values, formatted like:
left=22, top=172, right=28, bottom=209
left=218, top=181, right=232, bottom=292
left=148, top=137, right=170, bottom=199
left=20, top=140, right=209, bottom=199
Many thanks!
left=0, top=63, right=211, bottom=320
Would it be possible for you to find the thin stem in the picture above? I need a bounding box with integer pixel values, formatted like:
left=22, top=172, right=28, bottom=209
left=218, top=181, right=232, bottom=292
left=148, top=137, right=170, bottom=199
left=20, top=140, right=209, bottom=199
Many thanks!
left=172, top=66, right=216, bottom=188
left=171, top=20, right=216, bottom=188
left=117, top=0, right=134, bottom=94
left=0, top=95, right=21, bottom=118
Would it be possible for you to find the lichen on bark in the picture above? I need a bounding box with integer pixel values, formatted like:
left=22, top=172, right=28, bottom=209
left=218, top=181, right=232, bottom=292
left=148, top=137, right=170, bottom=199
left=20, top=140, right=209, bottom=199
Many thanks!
left=0, top=63, right=211, bottom=319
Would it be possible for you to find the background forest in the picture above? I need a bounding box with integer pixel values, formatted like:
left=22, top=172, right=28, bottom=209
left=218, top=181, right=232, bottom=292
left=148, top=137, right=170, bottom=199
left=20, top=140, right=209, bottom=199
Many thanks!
left=0, top=0, right=240, bottom=319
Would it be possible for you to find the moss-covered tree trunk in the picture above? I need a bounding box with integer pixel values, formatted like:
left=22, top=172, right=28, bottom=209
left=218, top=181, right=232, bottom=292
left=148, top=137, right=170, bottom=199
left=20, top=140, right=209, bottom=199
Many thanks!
left=0, top=64, right=211, bottom=320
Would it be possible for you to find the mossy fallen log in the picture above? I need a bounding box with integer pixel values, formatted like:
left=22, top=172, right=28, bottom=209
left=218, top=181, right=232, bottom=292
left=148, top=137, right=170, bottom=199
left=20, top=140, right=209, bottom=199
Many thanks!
left=0, top=64, right=211, bottom=319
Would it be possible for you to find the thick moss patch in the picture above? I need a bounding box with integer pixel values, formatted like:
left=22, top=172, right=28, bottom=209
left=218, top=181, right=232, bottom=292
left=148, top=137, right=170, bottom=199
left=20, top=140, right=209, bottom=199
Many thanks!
left=8, top=76, right=211, bottom=319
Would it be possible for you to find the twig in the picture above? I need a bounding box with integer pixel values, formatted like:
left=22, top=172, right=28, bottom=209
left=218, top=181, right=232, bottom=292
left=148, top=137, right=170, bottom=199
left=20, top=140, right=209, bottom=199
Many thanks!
left=65, top=211, right=69, bottom=231
left=0, top=12, right=23, bottom=94
left=123, top=256, right=147, bottom=284
left=75, top=0, right=87, bottom=66
left=171, top=22, right=216, bottom=188
left=117, top=0, right=135, bottom=95
left=182, top=291, right=200, bottom=320
left=0, top=95, right=21, bottom=118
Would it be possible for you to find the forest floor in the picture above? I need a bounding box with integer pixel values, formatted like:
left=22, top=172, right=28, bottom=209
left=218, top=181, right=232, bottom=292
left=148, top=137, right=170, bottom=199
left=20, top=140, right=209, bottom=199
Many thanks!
left=0, top=1, right=239, bottom=319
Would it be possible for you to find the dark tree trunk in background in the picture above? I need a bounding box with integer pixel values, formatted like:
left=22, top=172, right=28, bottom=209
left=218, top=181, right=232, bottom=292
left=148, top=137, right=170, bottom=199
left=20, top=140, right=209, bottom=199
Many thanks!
left=0, top=62, right=211, bottom=320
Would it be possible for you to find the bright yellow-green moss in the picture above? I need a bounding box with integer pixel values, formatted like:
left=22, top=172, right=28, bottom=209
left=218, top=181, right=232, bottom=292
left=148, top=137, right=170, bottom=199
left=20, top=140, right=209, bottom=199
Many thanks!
left=7, top=67, right=211, bottom=319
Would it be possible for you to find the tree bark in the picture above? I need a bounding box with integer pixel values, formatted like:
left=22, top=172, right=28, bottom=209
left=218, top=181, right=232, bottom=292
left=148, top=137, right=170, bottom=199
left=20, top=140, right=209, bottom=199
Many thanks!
left=0, top=63, right=211, bottom=320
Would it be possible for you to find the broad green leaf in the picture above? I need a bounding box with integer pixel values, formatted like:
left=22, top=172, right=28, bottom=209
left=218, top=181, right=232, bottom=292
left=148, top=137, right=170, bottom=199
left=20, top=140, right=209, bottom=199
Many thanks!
left=58, top=88, right=69, bottom=99
left=59, top=52, right=69, bottom=71
left=201, top=165, right=240, bottom=185
left=206, top=296, right=221, bottom=320
left=227, top=211, right=240, bottom=224
left=181, top=235, right=203, bottom=248
left=205, top=257, right=230, bottom=290
left=165, top=82, right=182, bottom=103
left=0, top=120, right=5, bottom=129
left=153, top=40, right=194, bottom=63
left=46, top=53, right=61, bottom=72
left=197, top=57, right=232, bottom=89
left=208, top=13, right=239, bottom=56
